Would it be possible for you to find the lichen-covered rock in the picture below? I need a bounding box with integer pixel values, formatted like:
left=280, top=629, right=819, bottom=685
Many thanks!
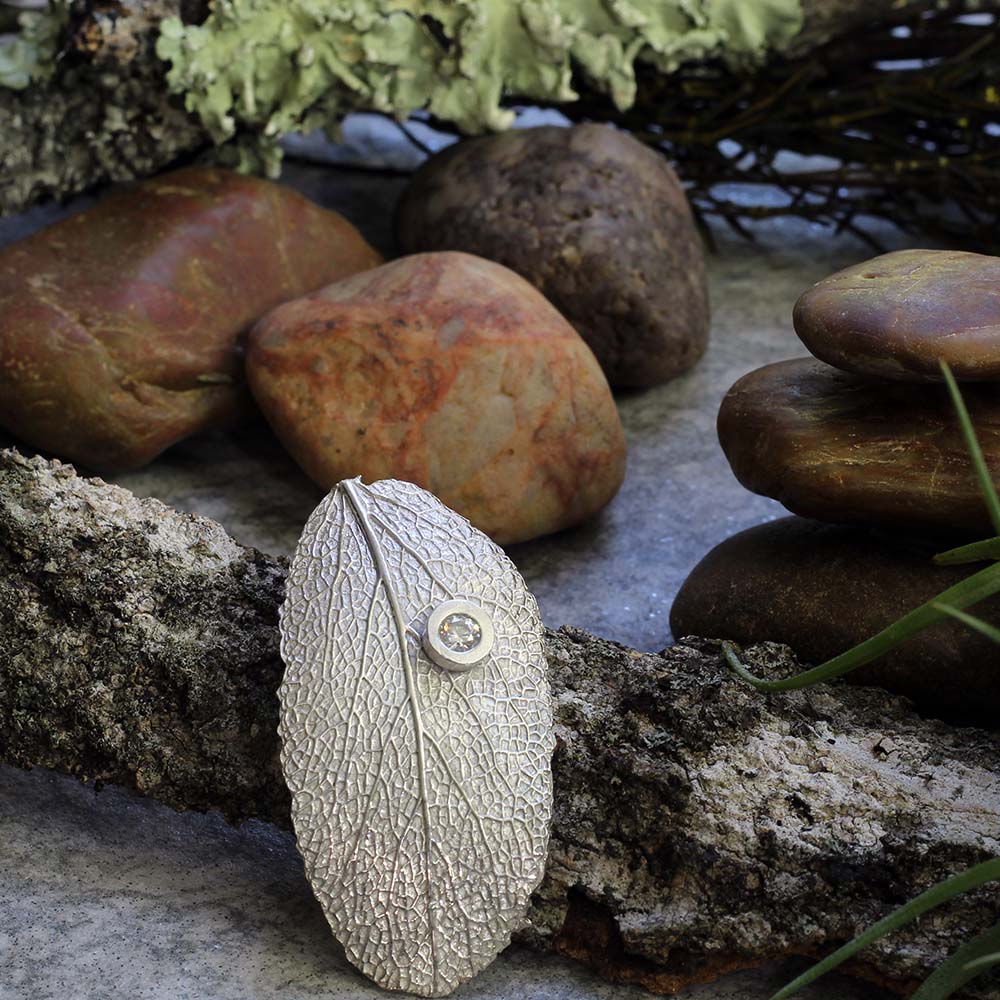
left=717, top=358, right=1000, bottom=536
left=0, top=166, right=382, bottom=471
left=0, top=0, right=211, bottom=216
left=395, top=125, right=709, bottom=388
left=245, top=251, right=626, bottom=544
left=794, top=249, right=1000, bottom=381
left=670, top=516, right=1000, bottom=724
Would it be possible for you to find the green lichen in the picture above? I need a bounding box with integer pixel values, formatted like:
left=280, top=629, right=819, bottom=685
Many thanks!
left=0, top=0, right=803, bottom=206
left=156, top=0, right=803, bottom=173
left=0, top=2, right=68, bottom=90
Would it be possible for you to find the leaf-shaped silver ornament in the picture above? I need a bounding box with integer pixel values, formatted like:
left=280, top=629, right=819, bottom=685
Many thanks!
left=278, top=478, right=554, bottom=997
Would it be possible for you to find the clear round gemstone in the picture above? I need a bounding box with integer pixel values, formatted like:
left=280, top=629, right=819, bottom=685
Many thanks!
left=438, top=612, right=482, bottom=653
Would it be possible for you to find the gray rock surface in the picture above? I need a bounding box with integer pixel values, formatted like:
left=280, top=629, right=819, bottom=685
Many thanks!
left=0, top=767, right=881, bottom=1000
left=0, top=139, right=935, bottom=1000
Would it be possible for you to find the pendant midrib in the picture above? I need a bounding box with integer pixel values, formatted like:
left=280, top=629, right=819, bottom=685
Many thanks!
left=341, top=479, right=441, bottom=991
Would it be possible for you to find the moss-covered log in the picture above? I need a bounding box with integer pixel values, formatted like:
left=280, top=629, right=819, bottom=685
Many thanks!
left=2, top=448, right=1000, bottom=997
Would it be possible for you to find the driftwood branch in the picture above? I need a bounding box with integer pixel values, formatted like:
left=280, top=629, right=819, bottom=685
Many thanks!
left=3, top=0, right=997, bottom=216
left=0, top=0, right=208, bottom=216
left=2, top=448, right=1000, bottom=996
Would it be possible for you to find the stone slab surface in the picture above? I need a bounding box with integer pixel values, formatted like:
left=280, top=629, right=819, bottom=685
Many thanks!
left=0, top=767, right=886, bottom=1000
left=0, top=133, right=927, bottom=1000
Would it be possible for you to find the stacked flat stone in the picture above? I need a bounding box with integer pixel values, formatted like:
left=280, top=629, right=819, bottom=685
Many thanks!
left=672, top=250, right=1000, bottom=723
left=721, top=249, right=1000, bottom=535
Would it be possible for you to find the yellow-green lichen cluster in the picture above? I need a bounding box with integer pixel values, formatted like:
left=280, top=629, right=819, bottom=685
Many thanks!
left=0, top=0, right=803, bottom=204
left=0, top=1, right=68, bottom=90
left=155, top=0, right=803, bottom=173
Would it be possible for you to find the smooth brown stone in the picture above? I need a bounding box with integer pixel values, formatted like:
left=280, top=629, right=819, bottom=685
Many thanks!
left=718, top=357, right=1000, bottom=536
left=794, top=249, right=1000, bottom=381
left=0, top=167, right=382, bottom=471
left=246, top=251, right=627, bottom=545
left=395, top=124, right=709, bottom=388
left=670, top=516, right=1000, bottom=723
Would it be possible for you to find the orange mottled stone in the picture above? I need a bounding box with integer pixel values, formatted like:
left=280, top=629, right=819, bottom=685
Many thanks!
left=0, top=167, right=382, bottom=471
left=246, top=252, right=627, bottom=544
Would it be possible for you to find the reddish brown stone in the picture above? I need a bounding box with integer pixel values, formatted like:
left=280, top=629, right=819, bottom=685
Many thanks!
left=246, top=252, right=627, bottom=544
left=0, top=167, right=382, bottom=471
left=794, top=249, right=1000, bottom=381
left=395, top=124, right=709, bottom=388
left=670, top=516, right=1000, bottom=724
left=717, top=358, right=1000, bottom=536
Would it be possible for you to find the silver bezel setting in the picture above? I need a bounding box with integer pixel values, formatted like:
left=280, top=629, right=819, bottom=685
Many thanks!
left=422, top=599, right=495, bottom=672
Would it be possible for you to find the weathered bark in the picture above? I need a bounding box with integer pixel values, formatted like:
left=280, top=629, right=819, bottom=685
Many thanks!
left=2, top=448, right=999, bottom=997
left=2, top=0, right=996, bottom=216
left=0, top=1, right=209, bottom=216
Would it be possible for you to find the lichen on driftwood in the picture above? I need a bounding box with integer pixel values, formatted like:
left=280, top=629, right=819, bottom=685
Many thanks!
left=4, top=0, right=997, bottom=224
left=1, top=448, right=999, bottom=996
left=1, top=0, right=805, bottom=211
left=0, top=0, right=208, bottom=216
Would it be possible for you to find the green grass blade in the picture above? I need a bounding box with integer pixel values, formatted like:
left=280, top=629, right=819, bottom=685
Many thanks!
left=911, top=920, right=1000, bottom=999
left=964, top=951, right=1000, bottom=974
left=940, top=360, right=1000, bottom=536
left=722, top=560, right=1000, bottom=691
left=768, top=859, right=1000, bottom=1000
left=934, top=536, right=1000, bottom=565
left=934, top=602, right=1000, bottom=643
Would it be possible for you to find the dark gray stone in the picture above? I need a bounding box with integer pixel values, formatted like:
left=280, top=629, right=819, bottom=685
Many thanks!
left=671, top=516, right=1000, bottom=725
left=396, top=124, right=709, bottom=388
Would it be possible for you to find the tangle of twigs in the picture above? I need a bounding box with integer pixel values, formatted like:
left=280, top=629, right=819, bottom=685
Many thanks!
left=561, top=5, right=1000, bottom=250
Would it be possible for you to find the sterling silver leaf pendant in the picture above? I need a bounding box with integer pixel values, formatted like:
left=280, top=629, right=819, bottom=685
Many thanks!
left=278, top=478, right=554, bottom=997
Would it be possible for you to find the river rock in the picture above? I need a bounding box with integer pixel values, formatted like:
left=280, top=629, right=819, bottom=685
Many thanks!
left=670, top=516, right=1000, bottom=724
left=794, top=249, right=1000, bottom=381
left=246, top=251, right=627, bottom=544
left=718, top=358, right=1000, bottom=536
left=395, top=124, right=708, bottom=388
left=0, top=167, right=382, bottom=472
